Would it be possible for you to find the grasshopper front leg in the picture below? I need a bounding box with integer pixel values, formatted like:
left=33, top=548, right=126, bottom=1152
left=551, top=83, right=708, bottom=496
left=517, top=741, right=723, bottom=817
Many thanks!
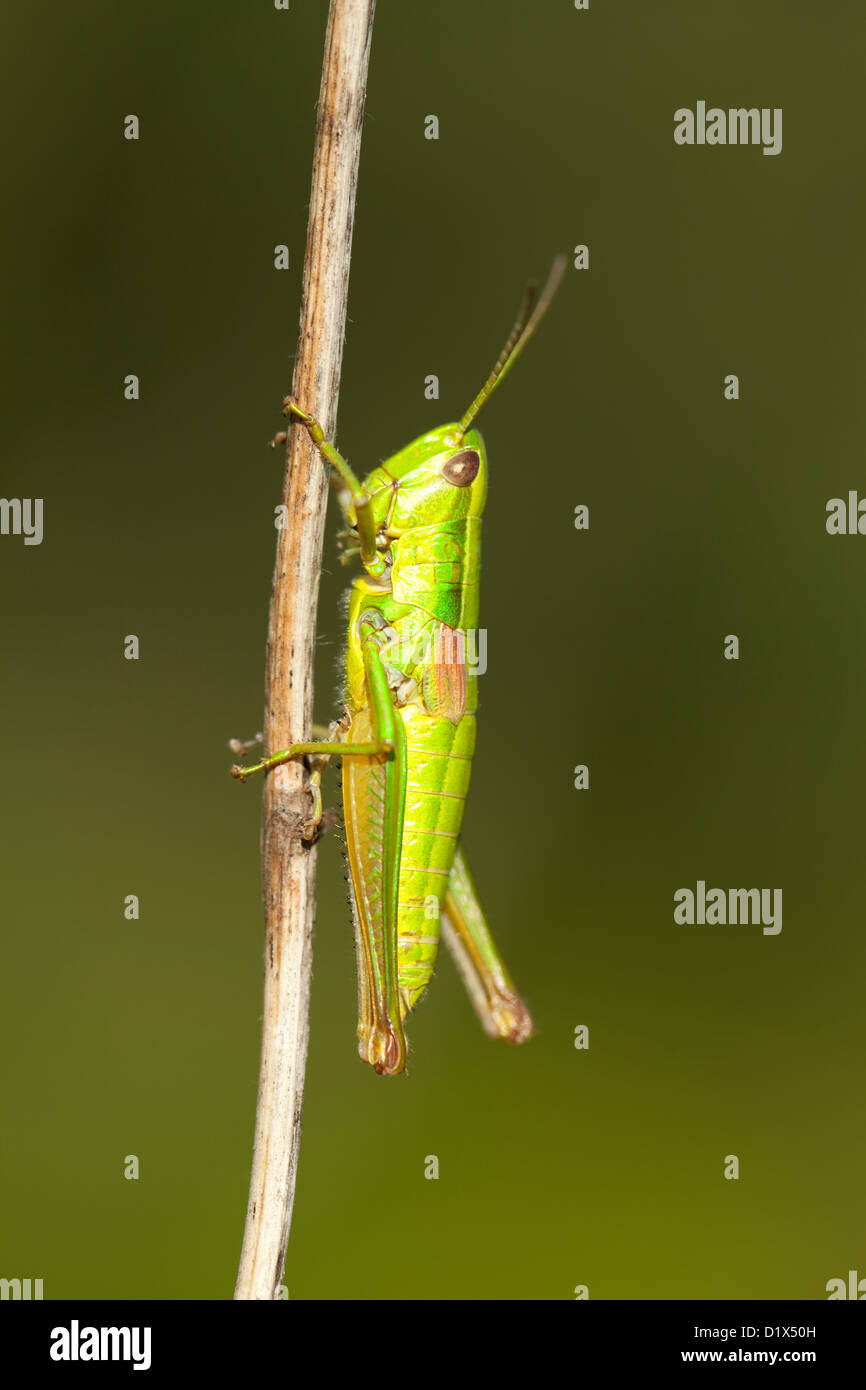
left=280, top=397, right=387, bottom=580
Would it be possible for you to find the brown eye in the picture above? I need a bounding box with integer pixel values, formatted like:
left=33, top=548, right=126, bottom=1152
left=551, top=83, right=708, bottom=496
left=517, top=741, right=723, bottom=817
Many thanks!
left=441, top=448, right=480, bottom=488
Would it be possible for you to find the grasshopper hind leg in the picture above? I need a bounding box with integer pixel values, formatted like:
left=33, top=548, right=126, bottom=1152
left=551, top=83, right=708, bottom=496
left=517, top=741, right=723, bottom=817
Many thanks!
left=342, top=704, right=409, bottom=1077
left=440, top=845, right=534, bottom=1045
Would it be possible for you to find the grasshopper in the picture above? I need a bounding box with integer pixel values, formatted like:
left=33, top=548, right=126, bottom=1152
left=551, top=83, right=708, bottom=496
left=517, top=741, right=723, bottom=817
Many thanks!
left=232, top=257, right=565, bottom=1075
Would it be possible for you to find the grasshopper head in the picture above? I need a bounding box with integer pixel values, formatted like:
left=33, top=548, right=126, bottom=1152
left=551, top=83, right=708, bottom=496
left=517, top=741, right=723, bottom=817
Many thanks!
left=352, top=254, right=566, bottom=541
left=358, top=426, right=488, bottom=536
left=343, top=256, right=565, bottom=548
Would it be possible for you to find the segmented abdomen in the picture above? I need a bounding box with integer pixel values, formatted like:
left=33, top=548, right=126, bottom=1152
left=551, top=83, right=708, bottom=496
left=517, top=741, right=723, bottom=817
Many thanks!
left=396, top=702, right=476, bottom=1009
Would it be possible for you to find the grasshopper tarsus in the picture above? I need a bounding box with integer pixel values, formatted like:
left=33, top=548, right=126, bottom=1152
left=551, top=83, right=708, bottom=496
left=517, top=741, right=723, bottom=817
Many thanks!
left=228, top=734, right=263, bottom=757
left=301, top=806, right=339, bottom=845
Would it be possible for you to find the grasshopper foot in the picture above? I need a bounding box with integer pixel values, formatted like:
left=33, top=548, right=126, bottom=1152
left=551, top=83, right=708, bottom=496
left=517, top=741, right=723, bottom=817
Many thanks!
left=228, top=734, right=263, bottom=758
left=302, top=806, right=339, bottom=843
left=493, top=990, right=535, bottom=1045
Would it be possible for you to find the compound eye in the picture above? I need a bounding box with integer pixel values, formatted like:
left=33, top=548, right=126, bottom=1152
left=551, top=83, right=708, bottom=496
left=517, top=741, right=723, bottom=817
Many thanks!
left=441, top=448, right=480, bottom=488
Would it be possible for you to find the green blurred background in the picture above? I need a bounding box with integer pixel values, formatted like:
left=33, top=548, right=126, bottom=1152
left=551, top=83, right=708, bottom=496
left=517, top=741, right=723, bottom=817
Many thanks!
left=2, top=0, right=864, bottom=1300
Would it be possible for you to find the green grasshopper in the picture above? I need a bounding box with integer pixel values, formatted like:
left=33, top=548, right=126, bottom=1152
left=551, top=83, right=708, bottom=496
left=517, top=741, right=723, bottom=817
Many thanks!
left=232, top=257, right=565, bottom=1075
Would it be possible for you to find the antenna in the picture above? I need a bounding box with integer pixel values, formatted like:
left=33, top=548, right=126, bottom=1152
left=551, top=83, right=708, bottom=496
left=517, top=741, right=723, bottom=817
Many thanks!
left=457, top=254, right=567, bottom=439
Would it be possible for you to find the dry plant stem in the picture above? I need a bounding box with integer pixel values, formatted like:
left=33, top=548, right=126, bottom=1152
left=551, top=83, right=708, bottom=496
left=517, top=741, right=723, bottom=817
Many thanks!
left=234, top=0, right=376, bottom=1301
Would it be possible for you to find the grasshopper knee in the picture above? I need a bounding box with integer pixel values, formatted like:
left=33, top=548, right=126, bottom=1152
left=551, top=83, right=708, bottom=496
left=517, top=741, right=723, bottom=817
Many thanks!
left=360, top=1019, right=407, bottom=1076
